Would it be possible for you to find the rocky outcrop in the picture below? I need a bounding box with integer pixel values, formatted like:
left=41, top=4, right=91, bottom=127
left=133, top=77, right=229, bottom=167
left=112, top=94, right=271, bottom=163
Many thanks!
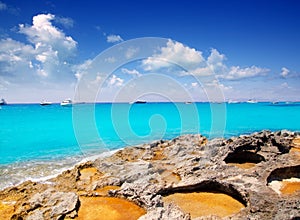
left=12, top=189, right=79, bottom=220
left=0, top=130, right=299, bottom=219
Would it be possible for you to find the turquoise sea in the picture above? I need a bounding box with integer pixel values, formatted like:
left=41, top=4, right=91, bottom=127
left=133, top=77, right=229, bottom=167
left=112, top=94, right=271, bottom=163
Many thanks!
left=0, top=102, right=299, bottom=189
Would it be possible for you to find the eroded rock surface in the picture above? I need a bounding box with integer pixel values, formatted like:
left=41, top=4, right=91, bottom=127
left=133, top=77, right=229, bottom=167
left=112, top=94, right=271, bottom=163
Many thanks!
left=0, top=130, right=299, bottom=219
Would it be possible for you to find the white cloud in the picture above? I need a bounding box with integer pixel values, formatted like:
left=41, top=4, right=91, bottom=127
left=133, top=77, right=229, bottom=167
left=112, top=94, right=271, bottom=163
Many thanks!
left=142, top=41, right=271, bottom=81
left=74, top=59, right=92, bottom=80
left=55, top=16, right=74, bottom=28
left=0, top=1, right=7, bottom=10
left=106, top=34, right=123, bottom=43
left=0, top=13, right=77, bottom=86
left=125, top=47, right=139, bottom=59
left=121, top=68, right=141, bottom=77
left=189, top=66, right=214, bottom=76
left=219, top=65, right=269, bottom=80
left=108, top=74, right=124, bottom=87
left=207, top=48, right=227, bottom=75
left=142, top=39, right=204, bottom=71
left=0, top=38, right=36, bottom=77
left=191, top=82, right=198, bottom=87
left=205, top=79, right=232, bottom=90
left=280, top=67, right=289, bottom=78
left=19, top=14, right=77, bottom=54
left=37, top=68, right=48, bottom=77
left=0, top=38, right=34, bottom=62
left=19, top=13, right=77, bottom=78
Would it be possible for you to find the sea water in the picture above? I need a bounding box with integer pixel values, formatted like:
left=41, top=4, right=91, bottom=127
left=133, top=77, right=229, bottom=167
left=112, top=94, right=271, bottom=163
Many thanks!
left=0, top=102, right=299, bottom=189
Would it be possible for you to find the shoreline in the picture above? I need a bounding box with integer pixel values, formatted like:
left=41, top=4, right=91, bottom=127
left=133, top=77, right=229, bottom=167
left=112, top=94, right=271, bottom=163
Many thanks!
left=1, top=128, right=299, bottom=191
left=0, top=130, right=300, bottom=219
left=0, top=149, right=121, bottom=191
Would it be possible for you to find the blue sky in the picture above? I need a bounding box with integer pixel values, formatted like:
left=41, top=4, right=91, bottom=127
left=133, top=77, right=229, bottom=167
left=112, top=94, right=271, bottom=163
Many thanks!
left=0, top=0, right=299, bottom=103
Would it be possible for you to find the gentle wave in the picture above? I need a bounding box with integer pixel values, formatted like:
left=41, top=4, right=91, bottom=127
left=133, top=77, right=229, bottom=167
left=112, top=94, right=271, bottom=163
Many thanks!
left=0, top=149, right=119, bottom=190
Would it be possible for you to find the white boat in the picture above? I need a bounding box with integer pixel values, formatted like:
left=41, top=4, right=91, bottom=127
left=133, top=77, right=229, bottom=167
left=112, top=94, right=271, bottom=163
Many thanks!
left=0, top=98, right=7, bottom=105
left=246, top=99, right=258, bottom=104
left=60, top=99, right=72, bottom=106
left=228, top=100, right=240, bottom=104
left=130, top=100, right=147, bottom=104
left=40, top=100, right=52, bottom=106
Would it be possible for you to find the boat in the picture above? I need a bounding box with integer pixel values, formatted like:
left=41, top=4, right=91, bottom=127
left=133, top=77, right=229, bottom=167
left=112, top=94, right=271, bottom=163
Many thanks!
left=185, top=101, right=192, bottom=104
left=130, top=100, right=147, bottom=104
left=246, top=99, right=258, bottom=104
left=40, top=100, right=52, bottom=106
left=0, top=98, right=7, bottom=105
left=228, top=100, right=240, bottom=104
left=60, top=99, right=72, bottom=106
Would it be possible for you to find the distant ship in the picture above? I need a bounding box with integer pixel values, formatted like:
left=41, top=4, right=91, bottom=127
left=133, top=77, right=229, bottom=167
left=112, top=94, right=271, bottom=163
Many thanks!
left=246, top=99, right=258, bottom=104
left=40, top=100, right=52, bottom=106
left=0, top=98, right=7, bottom=105
left=60, top=99, right=72, bottom=106
left=130, top=100, right=147, bottom=104
left=228, top=100, right=240, bottom=104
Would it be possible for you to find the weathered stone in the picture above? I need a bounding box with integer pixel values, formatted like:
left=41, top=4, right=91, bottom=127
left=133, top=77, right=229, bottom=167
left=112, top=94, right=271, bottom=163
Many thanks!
left=138, top=203, right=190, bottom=220
left=14, top=189, right=79, bottom=220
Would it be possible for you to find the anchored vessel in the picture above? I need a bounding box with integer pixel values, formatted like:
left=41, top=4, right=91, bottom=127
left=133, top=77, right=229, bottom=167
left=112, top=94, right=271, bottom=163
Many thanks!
left=0, top=98, right=7, bottom=105
left=60, top=99, right=72, bottom=106
left=40, top=100, right=52, bottom=106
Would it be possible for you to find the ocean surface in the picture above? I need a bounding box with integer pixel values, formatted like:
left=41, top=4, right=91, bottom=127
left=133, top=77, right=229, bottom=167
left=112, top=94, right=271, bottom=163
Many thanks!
left=0, top=102, right=299, bottom=189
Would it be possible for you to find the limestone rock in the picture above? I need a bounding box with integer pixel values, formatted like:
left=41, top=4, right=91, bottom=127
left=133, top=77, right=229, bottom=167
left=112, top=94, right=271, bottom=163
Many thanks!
left=14, top=189, right=79, bottom=220
left=138, top=203, right=190, bottom=220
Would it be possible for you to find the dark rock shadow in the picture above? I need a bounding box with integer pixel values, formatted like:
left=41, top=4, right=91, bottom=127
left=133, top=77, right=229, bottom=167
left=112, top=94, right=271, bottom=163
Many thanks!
left=267, top=165, right=300, bottom=183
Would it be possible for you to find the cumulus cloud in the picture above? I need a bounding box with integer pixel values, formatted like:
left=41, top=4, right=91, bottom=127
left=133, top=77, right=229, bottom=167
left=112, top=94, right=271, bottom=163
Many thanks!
left=142, top=40, right=271, bottom=81
left=0, top=38, right=35, bottom=63
left=142, top=39, right=204, bottom=71
left=207, top=49, right=227, bottom=74
left=106, top=34, right=123, bottom=43
left=74, top=59, right=92, bottom=80
left=280, top=67, right=289, bottom=78
left=218, top=65, right=269, bottom=80
left=121, top=68, right=141, bottom=77
left=19, top=14, right=77, bottom=54
left=0, top=13, right=77, bottom=85
left=0, top=38, right=35, bottom=79
left=108, top=74, right=124, bottom=87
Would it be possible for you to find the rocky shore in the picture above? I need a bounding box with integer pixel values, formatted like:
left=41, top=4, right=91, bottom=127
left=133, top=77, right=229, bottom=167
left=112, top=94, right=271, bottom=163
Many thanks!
left=0, top=130, right=300, bottom=220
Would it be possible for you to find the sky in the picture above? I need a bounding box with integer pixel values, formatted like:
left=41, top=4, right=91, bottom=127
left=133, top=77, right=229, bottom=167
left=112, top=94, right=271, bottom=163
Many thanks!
left=0, top=0, right=300, bottom=103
